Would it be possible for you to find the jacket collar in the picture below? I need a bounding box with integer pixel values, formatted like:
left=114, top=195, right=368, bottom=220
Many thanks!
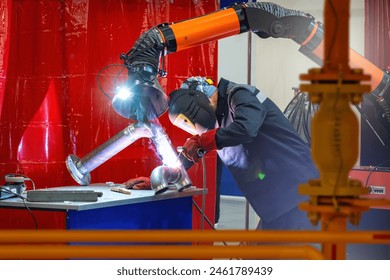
left=216, top=77, right=230, bottom=123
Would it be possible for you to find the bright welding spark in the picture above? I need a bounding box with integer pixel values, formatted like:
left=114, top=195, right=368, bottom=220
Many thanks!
left=116, top=86, right=132, bottom=100
left=151, top=124, right=181, bottom=168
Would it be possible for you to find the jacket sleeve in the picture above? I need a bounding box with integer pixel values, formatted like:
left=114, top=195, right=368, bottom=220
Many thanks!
left=216, top=88, right=267, bottom=148
left=179, top=153, right=195, bottom=170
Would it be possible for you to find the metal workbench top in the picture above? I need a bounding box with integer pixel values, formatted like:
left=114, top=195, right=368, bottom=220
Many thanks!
left=0, top=184, right=205, bottom=211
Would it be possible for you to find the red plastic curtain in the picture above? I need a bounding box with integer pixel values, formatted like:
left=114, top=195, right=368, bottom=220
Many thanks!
left=0, top=0, right=217, bottom=229
left=364, top=0, right=390, bottom=71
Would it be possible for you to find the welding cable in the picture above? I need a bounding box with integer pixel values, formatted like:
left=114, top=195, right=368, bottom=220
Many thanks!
left=301, top=94, right=310, bottom=142
left=189, top=156, right=247, bottom=256
left=354, top=104, right=386, bottom=147
left=191, top=148, right=208, bottom=230
left=324, top=0, right=338, bottom=64
left=4, top=173, right=36, bottom=191
left=96, top=64, right=127, bottom=100
left=304, top=97, right=318, bottom=145
left=295, top=95, right=306, bottom=139
left=113, top=65, right=127, bottom=92
left=284, top=90, right=320, bottom=146
left=200, top=155, right=207, bottom=230
left=177, top=147, right=229, bottom=246
left=176, top=146, right=208, bottom=230
left=192, top=198, right=230, bottom=248
left=96, top=62, right=156, bottom=101
left=287, top=92, right=305, bottom=125
left=301, top=93, right=318, bottom=145
left=364, top=160, right=390, bottom=189
left=284, top=92, right=311, bottom=144
left=0, top=188, right=38, bottom=230
left=1, top=174, right=38, bottom=229
left=284, top=93, right=301, bottom=119
left=191, top=200, right=213, bottom=229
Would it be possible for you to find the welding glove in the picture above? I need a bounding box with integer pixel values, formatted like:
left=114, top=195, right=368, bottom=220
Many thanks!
left=123, top=177, right=151, bottom=190
left=182, top=129, right=218, bottom=163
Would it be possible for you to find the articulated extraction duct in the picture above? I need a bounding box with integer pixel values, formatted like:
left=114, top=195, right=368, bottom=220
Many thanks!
left=122, top=1, right=389, bottom=135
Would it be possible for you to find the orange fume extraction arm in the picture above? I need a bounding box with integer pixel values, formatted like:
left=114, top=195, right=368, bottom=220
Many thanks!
left=120, top=1, right=389, bottom=130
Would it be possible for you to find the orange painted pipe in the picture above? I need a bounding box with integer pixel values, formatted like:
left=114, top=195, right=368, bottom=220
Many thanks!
left=0, top=244, right=323, bottom=260
left=322, top=0, right=351, bottom=72
left=311, top=44, right=384, bottom=89
left=1, top=230, right=389, bottom=244
left=161, top=3, right=384, bottom=91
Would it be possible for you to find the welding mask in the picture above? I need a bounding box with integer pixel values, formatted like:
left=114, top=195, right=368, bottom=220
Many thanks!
left=168, top=86, right=217, bottom=135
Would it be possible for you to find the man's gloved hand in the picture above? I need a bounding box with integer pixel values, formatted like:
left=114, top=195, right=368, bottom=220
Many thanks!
left=123, top=177, right=151, bottom=190
left=182, top=129, right=218, bottom=163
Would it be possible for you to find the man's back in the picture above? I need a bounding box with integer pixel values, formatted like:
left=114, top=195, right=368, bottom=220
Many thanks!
left=216, top=80, right=319, bottom=224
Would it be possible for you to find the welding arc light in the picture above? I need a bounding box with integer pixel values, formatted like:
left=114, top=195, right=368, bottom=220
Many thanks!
left=115, top=86, right=132, bottom=100
left=111, top=65, right=168, bottom=122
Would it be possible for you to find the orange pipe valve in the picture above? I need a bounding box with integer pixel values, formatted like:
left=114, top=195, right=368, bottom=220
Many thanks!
left=299, top=0, right=371, bottom=216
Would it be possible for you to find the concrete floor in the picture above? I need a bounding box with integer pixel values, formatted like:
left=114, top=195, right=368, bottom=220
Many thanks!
left=217, top=195, right=259, bottom=230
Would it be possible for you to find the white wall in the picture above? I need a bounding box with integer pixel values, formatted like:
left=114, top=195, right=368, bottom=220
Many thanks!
left=218, top=32, right=251, bottom=84
left=218, top=0, right=365, bottom=110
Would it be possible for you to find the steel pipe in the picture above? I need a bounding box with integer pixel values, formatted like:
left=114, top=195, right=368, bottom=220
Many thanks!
left=66, top=122, right=152, bottom=185
left=150, top=166, right=181, bottom=194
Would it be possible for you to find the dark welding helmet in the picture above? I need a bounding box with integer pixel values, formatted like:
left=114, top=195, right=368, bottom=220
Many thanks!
left=168, top=77, right=217, bottom=135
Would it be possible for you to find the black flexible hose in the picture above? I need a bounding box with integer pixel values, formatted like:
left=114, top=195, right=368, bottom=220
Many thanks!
left=122, top=27, right=165, bottom=73
left=246, top=2, right=308, bottom=18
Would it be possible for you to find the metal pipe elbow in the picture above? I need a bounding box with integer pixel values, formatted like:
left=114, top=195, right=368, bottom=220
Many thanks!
left=150, top=166, right=181, bottom=195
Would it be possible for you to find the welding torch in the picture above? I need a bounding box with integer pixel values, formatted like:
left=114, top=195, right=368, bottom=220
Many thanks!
left=177, top=146, right=206, bottom=162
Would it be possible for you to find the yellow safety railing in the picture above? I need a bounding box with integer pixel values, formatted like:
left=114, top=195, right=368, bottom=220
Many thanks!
left=1, top=229, right=389, bottom=260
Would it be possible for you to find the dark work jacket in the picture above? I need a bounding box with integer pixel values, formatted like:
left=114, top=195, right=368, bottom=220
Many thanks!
left=215, top=78, right=319, bottom=223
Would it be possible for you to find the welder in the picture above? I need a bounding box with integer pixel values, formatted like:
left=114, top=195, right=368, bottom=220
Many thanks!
left=126, top=76, right=320, bottom=231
